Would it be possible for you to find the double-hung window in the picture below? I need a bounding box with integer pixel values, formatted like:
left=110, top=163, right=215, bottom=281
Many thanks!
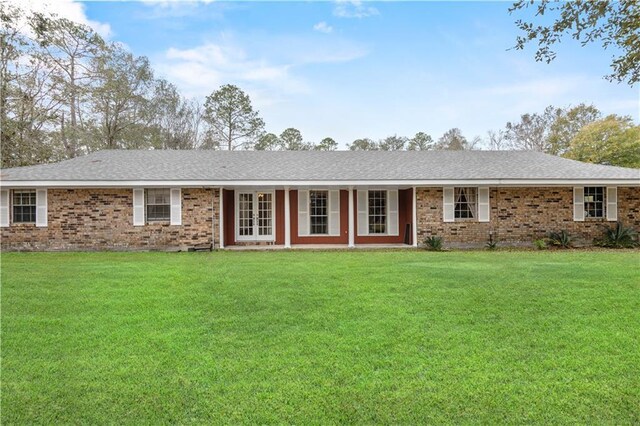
left=298, top=189, right=340, bottom=237
left=584, top=187, right=605, bottom=218
left=12, top=190, right=36, bottom=223
left=443, top=187, right=489, bottom=223
left=309, top=190, right=329, bottom=235
left=146, top=189, right=170, bottom=222
left=368, top=190, right=387, bottom=234
left=357, top=189, right=398, bottom=235
left=454, top=187, right=477, bottom=219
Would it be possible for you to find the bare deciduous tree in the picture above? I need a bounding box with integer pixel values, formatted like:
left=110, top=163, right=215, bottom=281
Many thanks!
left=486, top=129, right=507, bottom=150
left=504, top=106, right=560, bottom=152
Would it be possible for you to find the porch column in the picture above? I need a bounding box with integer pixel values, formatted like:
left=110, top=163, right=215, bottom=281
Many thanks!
left=284, top=187, right=291, bottom=248
left=219, top=187, right=224, bottom=249
left=412, top=186, right=418, bottom=247
left=348, top=186, right=355, bottom=248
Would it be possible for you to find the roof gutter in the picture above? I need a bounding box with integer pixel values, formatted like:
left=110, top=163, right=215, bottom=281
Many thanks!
left=1, top=179, right=639, bottom=188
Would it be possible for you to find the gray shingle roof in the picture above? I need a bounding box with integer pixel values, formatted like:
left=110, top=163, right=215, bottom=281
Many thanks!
left=1, top=150, right=639, bottom=183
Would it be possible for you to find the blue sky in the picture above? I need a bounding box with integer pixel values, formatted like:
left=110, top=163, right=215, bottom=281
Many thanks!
left=23, top=1, right=640, bottom=148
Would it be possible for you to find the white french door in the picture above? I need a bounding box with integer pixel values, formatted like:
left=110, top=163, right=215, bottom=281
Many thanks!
left=236, top=191, right=275, bottom=241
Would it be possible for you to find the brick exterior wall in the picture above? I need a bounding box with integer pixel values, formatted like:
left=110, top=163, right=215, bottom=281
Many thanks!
left=416, top=187, right=640, bottom=247
left=1, top=186, right=637, bottom=250
left=1, top=188, right=219, bottom=251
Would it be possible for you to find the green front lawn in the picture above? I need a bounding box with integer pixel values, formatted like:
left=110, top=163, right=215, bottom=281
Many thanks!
left=2, top=251, right=639, bottom=424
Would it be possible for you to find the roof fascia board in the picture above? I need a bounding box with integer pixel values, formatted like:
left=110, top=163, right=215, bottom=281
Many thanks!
left=1, top=179, right=639, bottom=188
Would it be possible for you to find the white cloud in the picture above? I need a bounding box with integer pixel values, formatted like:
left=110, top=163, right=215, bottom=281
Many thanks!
left=142, top=0, right=216, bottom=4
left=5, top=0, right=112, bottom=38
left=156, top=40, right=307, bottom=104
left=313, top=21, right=333, bottom=34
left=155, top=33, right=368, bottom=105
left=333, top=0, right=379, bottom=19
left=165, top=43, right=292, bottom=85
left=141, top=0, right=230, bottom=19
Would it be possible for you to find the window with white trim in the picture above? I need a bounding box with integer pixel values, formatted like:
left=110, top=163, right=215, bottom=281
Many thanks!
left=368, top=190, right=387, bottom=234
left=454, top=187, right=477, bottom=219
left=146, top=189, right=170, bottom=222
left=584, top=187, right=605, bottom=218
left=12, top=190, right=36, bottom=223
left=309, top=190, right=328, bottom=235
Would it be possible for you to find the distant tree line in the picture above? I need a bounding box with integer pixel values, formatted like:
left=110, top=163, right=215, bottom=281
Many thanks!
left=488, top=104, right=639, bottom=168
left=344, top=104, right=639, bottom=168
left=2, top=4, right=638, bottom=169
left=347, top=129, right=479, bottom=151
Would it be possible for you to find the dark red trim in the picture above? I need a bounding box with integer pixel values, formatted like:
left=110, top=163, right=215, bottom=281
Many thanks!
left=224, top=188, right=413, bottom=246
left=275, top=190, right=285, bottom=245
left=353, top=188, right=412, bottom=244
left=290, top=190, right=349, bottom=244
left=223, top=189, right=235, bottom=246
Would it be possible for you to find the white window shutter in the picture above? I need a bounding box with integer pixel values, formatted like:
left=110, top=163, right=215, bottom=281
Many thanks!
left=133, top=188, right=145, bottom=226
left=388, top=190, right=399, bottom=236
left=36, top=189, right=47, bottom=227
left=0, top=190, right=9, bottom=227
left=443, top=187, right=454, bottom=222
left=298, top=190, right=309, bottom=236
left=328, top=190, right=340, bottom=236
left=170, top=188, right=182, bottom=225
left=357, top=190, right=368, bottom=235
left=478, top=187, right=490, bottom=222
left=606, top=187, right=617, bottom=222
left=573, top=187, right=584, bottom=222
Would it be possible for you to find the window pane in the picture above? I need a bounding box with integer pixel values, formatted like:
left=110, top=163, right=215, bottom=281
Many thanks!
left=13, top=205, right=36, bottom=223
left=309, top=191, right=328, bottom=235
left=454, top=188, right=477, bottom=219
left=584, top=187, right=605, bottom=218
left=146, top=189, right=171, bottom=221
left=147, top=205, right=170, bottom=221
left=12, top=190, right=36, bottom=223
left=368, top=190, right=386, bottom=234
left=147, top=189, right=170, bottom=205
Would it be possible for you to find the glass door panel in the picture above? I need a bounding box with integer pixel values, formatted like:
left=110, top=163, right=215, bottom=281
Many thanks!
left=236, top=191, right=274, bottom=241
left=257, top=192, right=273, bottom=237
left=238, top=193, right=254, bottom=237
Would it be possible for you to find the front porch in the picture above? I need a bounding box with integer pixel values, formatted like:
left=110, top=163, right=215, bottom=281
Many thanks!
left=218, top=187, right=418, bottom=248
left=224, top=243, right=414, bottom=251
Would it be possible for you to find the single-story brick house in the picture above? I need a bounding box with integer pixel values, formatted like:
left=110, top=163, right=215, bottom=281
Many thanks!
left=1, top=150, right=638, bottom=250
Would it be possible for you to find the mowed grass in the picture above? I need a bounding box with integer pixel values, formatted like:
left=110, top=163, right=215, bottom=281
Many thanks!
left=2, top=250, right=640, bottom=424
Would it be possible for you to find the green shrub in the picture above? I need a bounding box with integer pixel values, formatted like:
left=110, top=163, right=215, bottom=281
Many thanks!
left=424, top=236, right=443, bottom=251
left=534, top=239, right=547, bottom=250
left=548, top=230, right=572, bottom=248
left=596, top=222, right=638, bottom=248
left=485, top=240, right=498, bottom=250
